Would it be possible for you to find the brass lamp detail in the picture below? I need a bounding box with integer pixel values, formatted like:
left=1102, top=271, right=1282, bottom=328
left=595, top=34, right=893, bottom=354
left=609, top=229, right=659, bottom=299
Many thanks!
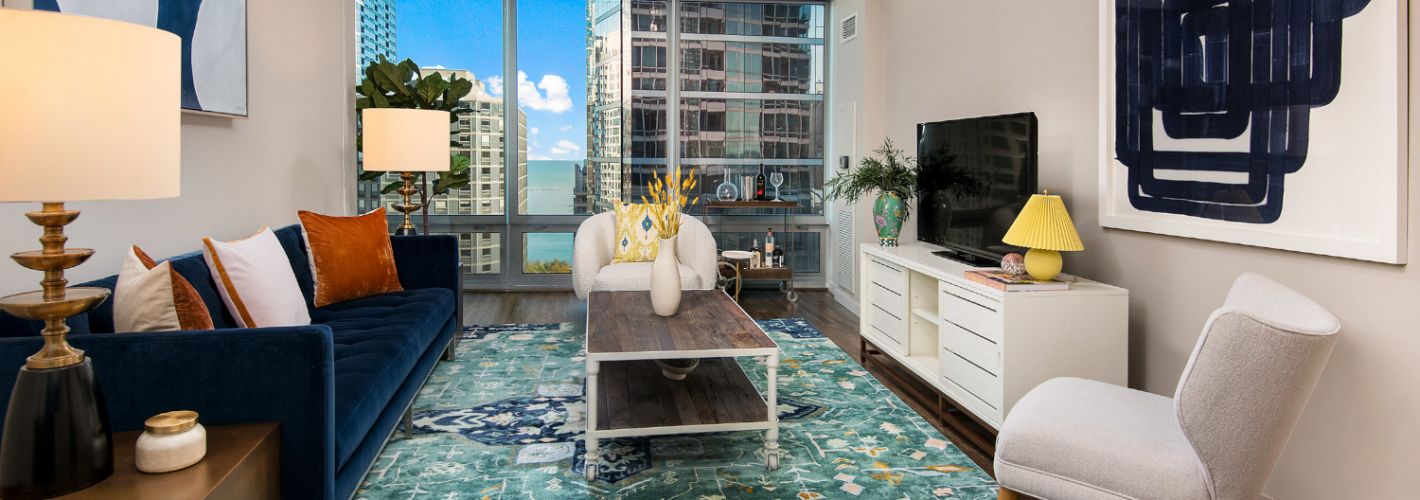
left=392, top=172, right=424, bottom=236
left=0, top=203, right=110, bottom=370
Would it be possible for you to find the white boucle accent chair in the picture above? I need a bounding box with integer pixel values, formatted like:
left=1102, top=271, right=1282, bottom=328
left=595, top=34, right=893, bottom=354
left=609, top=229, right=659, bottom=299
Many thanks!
left=572, top=212, right=719, bottom=300
left=994, top=273, right=1340, bottom=500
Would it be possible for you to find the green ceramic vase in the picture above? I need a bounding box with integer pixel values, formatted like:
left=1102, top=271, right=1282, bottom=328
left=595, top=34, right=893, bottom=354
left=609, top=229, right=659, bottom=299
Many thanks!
left=873, top=192, right=905, bottom=247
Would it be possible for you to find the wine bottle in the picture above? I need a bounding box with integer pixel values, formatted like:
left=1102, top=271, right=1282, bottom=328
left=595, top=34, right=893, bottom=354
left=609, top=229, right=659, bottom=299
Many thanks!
left=765, top=228, right=776, bottom=257
left=772, top=247, right=785, bottom=268
left=755, top=165, right=767, bottom=200
left=750, top=239, right=762, bottom=269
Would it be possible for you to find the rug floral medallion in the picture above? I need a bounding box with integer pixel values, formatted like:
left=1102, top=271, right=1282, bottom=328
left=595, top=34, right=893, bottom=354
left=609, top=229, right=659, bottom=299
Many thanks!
left=357, top=318, right=998, bottom=499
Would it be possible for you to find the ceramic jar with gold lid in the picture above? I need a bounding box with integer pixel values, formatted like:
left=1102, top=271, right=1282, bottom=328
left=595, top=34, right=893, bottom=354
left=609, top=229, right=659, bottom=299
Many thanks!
left=135, top=410, right=206, bottom=473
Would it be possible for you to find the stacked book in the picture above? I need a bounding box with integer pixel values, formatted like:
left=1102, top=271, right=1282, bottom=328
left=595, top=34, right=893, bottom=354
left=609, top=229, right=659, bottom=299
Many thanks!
left=964, top=269, right=1070, bottom=292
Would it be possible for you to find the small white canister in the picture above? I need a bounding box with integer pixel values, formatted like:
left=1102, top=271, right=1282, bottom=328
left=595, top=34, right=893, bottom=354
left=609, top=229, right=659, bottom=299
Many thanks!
left=135, top=410, right=207, bottom=473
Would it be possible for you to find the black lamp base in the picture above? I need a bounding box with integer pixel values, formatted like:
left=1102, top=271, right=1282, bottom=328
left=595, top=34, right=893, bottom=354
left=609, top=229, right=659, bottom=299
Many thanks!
left=0, top=359, right=113, bottom=499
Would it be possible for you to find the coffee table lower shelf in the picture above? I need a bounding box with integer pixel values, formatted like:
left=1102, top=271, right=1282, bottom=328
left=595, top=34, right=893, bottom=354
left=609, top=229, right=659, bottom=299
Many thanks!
left=584, top=357, right=780, bottom=481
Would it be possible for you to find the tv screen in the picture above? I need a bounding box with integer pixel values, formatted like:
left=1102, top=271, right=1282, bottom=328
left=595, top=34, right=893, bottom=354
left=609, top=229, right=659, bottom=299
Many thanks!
left=916, top=112, right=1038, bottom=265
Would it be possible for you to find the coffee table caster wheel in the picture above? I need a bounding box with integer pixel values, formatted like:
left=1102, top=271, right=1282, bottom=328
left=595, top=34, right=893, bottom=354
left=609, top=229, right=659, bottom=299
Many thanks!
left=786, top=290, right=798, bottom=303
left=766, top=452, right=779, bottom=470
left=585, top=463, right=597, bottom=482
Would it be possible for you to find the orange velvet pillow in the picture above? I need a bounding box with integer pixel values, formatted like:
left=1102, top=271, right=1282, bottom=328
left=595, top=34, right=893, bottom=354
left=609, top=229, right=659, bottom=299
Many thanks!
left=298, top=208, right=404, bottom=308
left=133, top=246, right=215, bottom=331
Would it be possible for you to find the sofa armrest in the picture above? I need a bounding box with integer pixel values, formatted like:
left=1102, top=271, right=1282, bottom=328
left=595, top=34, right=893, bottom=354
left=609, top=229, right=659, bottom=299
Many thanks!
left=0, top=326, right=337, bottom=499
left=574, top=212, right=616, bottom=300
left=391, top=234, right=464, bottom=328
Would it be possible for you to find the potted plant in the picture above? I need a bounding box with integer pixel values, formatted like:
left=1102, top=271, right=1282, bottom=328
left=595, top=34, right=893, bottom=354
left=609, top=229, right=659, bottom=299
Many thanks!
left=826, top=138, right=982, bottom=246
left=355, top=56, right=475, bottom=232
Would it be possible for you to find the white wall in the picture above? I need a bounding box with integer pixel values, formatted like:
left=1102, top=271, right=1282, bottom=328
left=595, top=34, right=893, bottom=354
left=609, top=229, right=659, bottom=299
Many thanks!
left=832, top=1, right=1420, bottom=498
left=0, top=0, right=356, bottom=295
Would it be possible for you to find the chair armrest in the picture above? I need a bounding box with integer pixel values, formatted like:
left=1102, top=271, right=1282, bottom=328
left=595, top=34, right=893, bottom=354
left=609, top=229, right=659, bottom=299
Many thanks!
left=678, top=216, right=719, bottom=290
left=0, top=326, right=337, bottom=499
left=574, top=213, right=616, bottom=299
left=391, top=234, right=464, bottom=327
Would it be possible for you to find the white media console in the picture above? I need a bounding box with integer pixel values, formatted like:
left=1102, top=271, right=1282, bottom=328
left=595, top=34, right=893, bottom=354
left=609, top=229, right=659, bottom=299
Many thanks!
left=858, top=243, right=1129, bottom=430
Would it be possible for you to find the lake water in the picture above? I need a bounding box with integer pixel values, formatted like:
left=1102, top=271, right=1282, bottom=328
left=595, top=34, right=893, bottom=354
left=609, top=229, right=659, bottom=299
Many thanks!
left=525, top=160, right=577, bottom=263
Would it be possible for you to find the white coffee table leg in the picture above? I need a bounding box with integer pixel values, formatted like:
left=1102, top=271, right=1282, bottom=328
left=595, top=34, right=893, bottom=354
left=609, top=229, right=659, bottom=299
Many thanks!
left=585, top=360, right=600, bottom=481
left=765, top=352, right=780, bottom=470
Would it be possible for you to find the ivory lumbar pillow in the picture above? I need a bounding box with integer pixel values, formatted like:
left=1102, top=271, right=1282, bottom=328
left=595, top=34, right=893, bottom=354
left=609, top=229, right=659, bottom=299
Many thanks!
left=114, top=246, right=215, bottom=332
left=202, top=227, right=311, bottom=328
left=297, top=208, right=403, bottom=308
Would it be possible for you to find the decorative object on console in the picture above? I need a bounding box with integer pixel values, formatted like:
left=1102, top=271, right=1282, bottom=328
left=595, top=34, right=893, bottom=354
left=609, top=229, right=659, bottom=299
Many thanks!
left=1000, top=253, right=1026, bottom=276
left=0, top=9, right=180, bottom=499
left=1099, top=0, right=1407, bottom=264
left=115, top=246, right=215, bottom=333
left=824, top=139, right=923, bottom=247
left=641, top=167, right=700, bottom=317
left=361, top=108, right=452, bottom=236
left=298, top=208, right=405, bottom=308
left=202, top=228, right=312, bottom=328
left=1002, top=192, right=1083, bottom=281
left=36, top=0, right=250, bottom=117
left=715, top=170, right=739, bottom=201
left=135, top=410, right=207, bottom=474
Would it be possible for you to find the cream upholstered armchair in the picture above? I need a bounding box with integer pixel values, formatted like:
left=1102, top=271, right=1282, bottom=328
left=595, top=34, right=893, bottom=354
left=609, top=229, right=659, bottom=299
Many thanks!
left=994, top=273, right=1340, bottom=500
left=572, top=212, right=719, bottom=300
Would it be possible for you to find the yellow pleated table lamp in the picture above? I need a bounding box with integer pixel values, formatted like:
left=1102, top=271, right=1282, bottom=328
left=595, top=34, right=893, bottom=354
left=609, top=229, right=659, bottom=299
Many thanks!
left=1002, top=192, right=1084, bottom=281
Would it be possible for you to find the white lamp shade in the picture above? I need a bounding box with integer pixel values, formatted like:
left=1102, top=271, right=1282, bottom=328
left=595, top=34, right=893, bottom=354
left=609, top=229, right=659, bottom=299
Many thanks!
left=361, top=108, right=451, bottom=172
left=0, top=9, right=181, bottom=202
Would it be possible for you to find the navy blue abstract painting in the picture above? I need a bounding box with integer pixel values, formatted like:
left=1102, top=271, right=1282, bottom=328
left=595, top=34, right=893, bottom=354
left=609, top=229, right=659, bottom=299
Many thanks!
left=1114, top=0, right=1370, bottom=224
left=36, top=0, right=248, bottom=116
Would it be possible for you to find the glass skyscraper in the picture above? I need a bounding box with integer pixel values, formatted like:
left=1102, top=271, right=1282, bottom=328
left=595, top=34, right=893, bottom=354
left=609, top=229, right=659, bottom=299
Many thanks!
left=357, top=0, right=397, bottom=76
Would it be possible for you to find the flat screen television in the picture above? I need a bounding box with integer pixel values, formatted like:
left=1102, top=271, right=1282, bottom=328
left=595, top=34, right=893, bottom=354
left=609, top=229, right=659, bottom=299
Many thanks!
left=916, top=112, right=1038, bottom=266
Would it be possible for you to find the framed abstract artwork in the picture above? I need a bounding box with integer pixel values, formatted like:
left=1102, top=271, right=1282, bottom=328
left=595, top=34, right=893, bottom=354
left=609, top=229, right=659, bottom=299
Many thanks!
left=33, top=0, right=248, bottom=117
left=1098, top=0, right=1408, bottom=263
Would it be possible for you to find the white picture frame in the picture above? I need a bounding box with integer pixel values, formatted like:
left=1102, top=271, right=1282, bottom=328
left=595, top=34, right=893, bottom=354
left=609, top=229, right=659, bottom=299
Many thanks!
left=1097, top=0, right=1408, bottom=264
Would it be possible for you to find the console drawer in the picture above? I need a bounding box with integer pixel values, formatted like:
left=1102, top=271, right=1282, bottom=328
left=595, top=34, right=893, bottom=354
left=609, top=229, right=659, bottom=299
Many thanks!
left=869, top=257, right=907, bottom=294
left=941, top=322, right=1000, bottom=375
left=941, top=348, right=1002, bottom=410
left=868, top=303, right=906, bottom=348
left=940, top=284, right=1002, bottom=343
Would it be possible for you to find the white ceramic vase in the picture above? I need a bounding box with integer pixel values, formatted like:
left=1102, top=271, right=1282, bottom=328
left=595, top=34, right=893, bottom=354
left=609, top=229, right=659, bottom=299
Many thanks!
left=649, top=236, right=681, bottom=317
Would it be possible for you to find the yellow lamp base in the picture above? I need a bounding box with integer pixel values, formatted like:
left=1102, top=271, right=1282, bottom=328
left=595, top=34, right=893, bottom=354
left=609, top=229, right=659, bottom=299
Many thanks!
left=1023, top=248, right=1062, bottom=281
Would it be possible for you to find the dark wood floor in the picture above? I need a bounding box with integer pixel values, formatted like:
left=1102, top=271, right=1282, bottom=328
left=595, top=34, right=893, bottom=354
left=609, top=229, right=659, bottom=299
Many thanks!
left=463, top=289, right=997, bottom=475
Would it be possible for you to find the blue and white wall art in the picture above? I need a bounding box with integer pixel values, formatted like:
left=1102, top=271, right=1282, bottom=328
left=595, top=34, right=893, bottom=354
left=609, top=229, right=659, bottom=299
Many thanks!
left=1099, top=0, right=1407, bottom=263
left=35, top=0, right=248, bottom=117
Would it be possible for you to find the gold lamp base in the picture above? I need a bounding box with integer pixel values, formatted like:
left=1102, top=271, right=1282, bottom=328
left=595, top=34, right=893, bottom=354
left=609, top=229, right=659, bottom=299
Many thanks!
left=0, top=202, right=109, bottom=370
left=392, top=172, right=424, bottom=236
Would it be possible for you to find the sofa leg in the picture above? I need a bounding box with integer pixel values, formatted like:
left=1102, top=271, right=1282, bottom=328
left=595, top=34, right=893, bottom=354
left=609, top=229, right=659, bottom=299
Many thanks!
left=442, top=337, right=458, bottom=361
left=403, top=406, right=414, bottom=439
left=997, top=487, right=1021, bottom=500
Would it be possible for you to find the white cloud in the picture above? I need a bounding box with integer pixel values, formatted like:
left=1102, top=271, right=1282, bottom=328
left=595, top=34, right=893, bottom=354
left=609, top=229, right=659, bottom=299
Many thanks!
left=549, top=140, right=583, bottom=156
left=486, top=71, right=573, bottom=113
left=530, top=127, right=540, bottom=135
left=559, top=125, right=573, bottom=132
left=529, top=154, right=553, bottom=161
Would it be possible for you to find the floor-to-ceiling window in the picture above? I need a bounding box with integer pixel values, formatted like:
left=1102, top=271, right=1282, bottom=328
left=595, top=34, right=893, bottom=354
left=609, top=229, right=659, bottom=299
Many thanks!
left=356, top=0, right=828, bottom=288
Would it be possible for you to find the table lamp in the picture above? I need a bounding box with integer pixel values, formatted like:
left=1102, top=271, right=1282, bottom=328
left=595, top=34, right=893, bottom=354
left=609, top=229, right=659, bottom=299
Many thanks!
left=0, top=9, right=179, bottom=498
left=361, top=108, right=452, bottom=235
left=1002, top=191, right=1084, bottom=281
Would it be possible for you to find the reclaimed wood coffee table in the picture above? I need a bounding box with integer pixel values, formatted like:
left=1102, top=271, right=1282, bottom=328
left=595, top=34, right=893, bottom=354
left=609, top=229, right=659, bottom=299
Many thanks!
left=583, top=290, right=782, bottom=481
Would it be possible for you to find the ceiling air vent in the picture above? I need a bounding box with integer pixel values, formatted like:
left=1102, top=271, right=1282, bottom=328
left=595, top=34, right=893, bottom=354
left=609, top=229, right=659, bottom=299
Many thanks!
left=841, top=13, right=859, bottom=44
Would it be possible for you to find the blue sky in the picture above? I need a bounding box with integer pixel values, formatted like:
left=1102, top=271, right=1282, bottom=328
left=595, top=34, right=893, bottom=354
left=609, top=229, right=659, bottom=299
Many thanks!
left=395, top=0, right=588, bottom=161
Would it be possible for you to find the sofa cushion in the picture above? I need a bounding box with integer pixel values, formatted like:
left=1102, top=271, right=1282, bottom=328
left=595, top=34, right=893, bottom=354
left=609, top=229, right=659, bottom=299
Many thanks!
left=592, top=262, right=703, bottom=292
left=312, top=287, right=455, bottom=469
left=994, top=377, right=1210, bottom=500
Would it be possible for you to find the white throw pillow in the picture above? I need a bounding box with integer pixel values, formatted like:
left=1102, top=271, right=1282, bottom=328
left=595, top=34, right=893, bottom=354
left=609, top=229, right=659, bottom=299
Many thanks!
left=201, top=227, right=311, bottom=328
left=114, top=247, right=182, bottom=333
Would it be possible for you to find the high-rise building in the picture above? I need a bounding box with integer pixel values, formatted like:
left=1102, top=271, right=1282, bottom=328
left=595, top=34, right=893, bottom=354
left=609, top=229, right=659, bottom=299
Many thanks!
left=359, top=69, right=529, bottom=275
left=587, top=1, right=828, bottom=272
left=356, top=0, right=397, bottom=76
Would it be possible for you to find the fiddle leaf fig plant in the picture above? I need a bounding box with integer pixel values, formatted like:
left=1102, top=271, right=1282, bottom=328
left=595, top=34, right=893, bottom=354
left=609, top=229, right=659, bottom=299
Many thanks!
left=355, top=55, right=476, bottom=231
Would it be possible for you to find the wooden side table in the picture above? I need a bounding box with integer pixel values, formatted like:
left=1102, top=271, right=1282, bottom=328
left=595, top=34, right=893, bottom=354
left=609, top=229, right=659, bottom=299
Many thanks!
left=58, top=422, right=280, bottom=500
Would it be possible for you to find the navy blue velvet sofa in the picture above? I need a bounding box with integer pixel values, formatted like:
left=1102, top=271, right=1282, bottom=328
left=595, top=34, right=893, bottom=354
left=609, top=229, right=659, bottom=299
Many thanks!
left=0, top=225, right=463, bottom=499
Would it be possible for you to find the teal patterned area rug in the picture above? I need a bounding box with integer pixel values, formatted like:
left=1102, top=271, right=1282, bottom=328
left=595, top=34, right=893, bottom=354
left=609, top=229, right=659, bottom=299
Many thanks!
left=356, top=319, right=998, bottom=499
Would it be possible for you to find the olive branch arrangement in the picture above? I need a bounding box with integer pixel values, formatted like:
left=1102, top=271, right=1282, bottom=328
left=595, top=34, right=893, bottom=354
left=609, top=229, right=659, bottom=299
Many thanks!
left=641, top=167, right=700, bottom=239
